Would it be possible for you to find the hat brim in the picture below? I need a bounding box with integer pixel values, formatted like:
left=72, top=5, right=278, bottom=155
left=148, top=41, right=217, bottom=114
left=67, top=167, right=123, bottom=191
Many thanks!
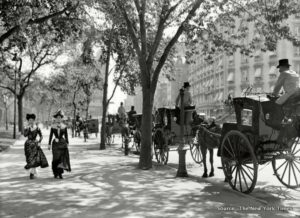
left=53, top=114, right=64, bottom=118
left=277, top=64, right=291, bottom=68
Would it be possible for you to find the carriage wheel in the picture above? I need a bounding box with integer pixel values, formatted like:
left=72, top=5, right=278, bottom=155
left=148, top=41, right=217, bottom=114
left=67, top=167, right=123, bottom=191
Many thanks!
left=153, top=129, right=169, bottom=165
left=221, top=130, right=258, bottom=194
left=189, top=136, right=203, bottom=164
left=272, top=137, right=300, bottom=189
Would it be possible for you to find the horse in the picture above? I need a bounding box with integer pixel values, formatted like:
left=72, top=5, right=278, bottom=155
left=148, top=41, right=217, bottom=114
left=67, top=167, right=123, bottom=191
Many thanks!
left=197, top=123, right=222, bottom=178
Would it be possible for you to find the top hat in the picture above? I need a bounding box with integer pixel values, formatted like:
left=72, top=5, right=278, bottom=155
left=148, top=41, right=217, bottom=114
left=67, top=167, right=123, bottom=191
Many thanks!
left=183, top=82, right=191, bottom=88
left=53, top=110, right=64, bottom=118
left=277, top=59, right=291, bottom=68
left=26, top=113, right=36, bottom=120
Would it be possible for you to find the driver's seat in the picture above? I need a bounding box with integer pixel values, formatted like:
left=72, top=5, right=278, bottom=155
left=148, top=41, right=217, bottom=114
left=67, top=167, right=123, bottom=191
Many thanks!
left=282, top=89, right=300, bottom=116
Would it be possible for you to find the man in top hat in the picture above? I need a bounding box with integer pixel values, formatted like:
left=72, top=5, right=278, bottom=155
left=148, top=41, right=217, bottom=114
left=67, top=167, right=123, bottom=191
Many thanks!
left=176, top=82, right=193, bottom=108
left=273, top=59, right=300, bottom=105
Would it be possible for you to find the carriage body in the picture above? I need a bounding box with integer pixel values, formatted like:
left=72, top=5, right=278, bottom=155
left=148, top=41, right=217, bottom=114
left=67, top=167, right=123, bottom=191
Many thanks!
left=219, top=95, right=300, bottom=194
left=86, top=119, right=99, bottom=135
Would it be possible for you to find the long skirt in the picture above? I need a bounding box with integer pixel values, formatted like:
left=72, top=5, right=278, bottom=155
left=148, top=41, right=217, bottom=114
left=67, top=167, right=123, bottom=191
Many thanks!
left=52, top=140, right=71, bottom=176
left=24, top=140, right=49, bottom=169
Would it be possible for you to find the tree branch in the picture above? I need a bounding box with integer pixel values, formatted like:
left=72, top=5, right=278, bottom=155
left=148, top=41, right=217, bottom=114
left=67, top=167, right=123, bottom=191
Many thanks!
left=107, top=55, right=131, bottom=105
left=0, top=84, right=16, bottom=95
left=116, top=0, right=141, bottom=56
left=151, top=0, right=203, bottom=92
left=0, top=2, right=79, bottom=44
left=147, top=0, right=182, bottom=69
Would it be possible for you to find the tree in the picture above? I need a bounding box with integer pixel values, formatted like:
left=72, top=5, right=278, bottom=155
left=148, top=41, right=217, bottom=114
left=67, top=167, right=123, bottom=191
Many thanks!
left=0, top=0, right=80, bottom=45
left=101, top=0, right=300, bottom=170
left=0, top=36, right=60, bottom=133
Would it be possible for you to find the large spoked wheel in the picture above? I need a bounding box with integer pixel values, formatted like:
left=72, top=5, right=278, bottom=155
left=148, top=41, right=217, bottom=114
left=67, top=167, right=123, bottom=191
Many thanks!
left=272, top=137, right=300, bottom=189
left=221, top=130, right=258, bottom=194
left=153, top=129, right=169, bottom=165
left=189, top=135, right=203, bottom=164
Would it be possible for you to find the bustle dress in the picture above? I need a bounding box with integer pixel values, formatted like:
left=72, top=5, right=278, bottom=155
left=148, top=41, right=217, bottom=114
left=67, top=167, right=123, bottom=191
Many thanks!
left=24, top=127, right=49, bottom=169
left=49, top=124, right=71, bottom=176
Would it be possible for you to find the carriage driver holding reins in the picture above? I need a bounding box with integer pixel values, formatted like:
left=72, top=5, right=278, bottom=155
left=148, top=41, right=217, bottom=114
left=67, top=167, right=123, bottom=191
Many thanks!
left=272, top=59, right=300, bottom=105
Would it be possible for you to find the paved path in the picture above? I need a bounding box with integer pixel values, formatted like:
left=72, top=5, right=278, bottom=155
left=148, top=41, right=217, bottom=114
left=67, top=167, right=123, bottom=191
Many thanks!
left=0, top=130, right=299, bottom=218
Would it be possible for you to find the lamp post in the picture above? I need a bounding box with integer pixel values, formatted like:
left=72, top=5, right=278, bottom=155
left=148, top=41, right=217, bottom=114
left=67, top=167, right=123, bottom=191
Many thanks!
left=12, top=53, right=20, bottom=139
left=176, top=88, right=188, bottom=177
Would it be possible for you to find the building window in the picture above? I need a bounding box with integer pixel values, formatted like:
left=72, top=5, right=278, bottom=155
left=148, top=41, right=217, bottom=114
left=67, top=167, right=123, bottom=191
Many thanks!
left=294, top=46, right=300, bottom=57
left=254, top=67, right=262, bottom=79
left=228, top=55, right=234, bottom=65
left=227, top=72, right=234, bottom=83
left=295, top=26, right=300, bottom=36
left=241, top=54, right=248, bottom=63
left=241, top=69, right=249, bottom=82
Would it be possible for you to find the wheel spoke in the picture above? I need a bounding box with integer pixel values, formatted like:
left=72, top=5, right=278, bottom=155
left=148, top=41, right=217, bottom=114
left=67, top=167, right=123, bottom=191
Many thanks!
left=226, top=138, right=235, bottom=157
left=288, top=162, right=291, bottom=186
left=276, top=160, right=288, bottom=171
left=293, top=148, right=300, bottom=155
left=240, top=166, right=249, bottom=191
left=234, top=166, right=238, bottom=188
left=243, top=164, right=254, bottom=177
left=291, top=163, right=299, bottom=186
left=292, top=161, right=300, bottom=175
left=280, top=161, right=289, bottom=181
left=241, top=166, right=253, bottom=182
left=238, top=167, right=243, bottom=192
left=224, top=143, right=235, bottom=159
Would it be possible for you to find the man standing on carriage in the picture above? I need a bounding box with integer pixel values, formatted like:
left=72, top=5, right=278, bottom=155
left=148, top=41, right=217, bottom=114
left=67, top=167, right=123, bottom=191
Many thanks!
left=127, top=106, right=137, bottom=126
left=175, top=82, right=194, bottom=125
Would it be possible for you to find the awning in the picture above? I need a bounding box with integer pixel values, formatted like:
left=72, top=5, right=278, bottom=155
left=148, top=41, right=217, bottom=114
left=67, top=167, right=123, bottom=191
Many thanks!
left=269, top=66, right=277, bottom=75
left=227, top=73, right=234, bottom=82
left=218, top=92, right=223, bottom=101
left=254, top=68, right=262, bottom=77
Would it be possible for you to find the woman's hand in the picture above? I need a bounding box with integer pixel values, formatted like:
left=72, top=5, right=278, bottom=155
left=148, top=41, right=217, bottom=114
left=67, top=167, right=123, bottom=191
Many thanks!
left=37, top=142, right=41, bottom=147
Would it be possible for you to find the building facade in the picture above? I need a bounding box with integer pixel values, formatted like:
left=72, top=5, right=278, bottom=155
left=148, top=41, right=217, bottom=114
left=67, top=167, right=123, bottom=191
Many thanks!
left=188, top=14, right=300, bottom=118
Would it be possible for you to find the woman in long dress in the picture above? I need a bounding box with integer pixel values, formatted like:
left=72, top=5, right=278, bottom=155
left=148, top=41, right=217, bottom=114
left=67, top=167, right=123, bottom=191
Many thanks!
left=24, top=114, right=49, bottom=179
left=48, top=110, right=71, bottom=179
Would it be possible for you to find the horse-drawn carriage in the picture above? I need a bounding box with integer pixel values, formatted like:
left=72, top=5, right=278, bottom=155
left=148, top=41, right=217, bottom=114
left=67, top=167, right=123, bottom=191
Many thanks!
left=194, top=93, right=300, bottom=193
left=130, top=114, right=142, bottom=153
left=152, top=107, right=196, bottom=164
left=72, top=118, right=99, bottom=139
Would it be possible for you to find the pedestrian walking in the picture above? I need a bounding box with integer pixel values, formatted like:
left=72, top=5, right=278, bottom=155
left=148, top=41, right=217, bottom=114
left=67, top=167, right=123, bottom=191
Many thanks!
left=48, top=110, right=71, bottom=179
left=24, top=113, right=48, bottom=179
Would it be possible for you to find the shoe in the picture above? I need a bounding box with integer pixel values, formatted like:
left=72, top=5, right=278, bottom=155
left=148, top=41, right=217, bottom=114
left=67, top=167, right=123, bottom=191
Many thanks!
left=30, top=173, right=34, bottom=179
left=58, top=174, right=63, bottom=179
left=54, top=175, right=58, bottom=179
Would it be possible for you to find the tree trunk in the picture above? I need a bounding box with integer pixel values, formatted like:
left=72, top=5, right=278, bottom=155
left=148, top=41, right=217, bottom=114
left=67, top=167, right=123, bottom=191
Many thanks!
left=17, top=95, right=23, bottom=133
left=100, top=29, right=112, bottom=150
left=139, top=87, right=154, bottom=169
left=85, top=95, right=90, bottom=120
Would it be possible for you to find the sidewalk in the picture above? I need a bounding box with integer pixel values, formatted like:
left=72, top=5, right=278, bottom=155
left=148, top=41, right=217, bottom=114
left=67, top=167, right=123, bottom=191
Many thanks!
left=0, top=127, right=20, bottom=152
left=0, top=130, right=299, bottom=218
